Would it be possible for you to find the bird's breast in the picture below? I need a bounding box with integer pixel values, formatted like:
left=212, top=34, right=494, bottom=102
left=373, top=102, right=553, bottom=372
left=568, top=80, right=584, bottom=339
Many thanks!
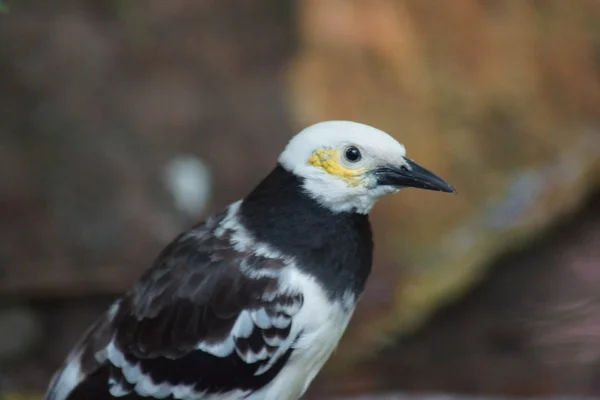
left=255, top=266, right=357, bottom=400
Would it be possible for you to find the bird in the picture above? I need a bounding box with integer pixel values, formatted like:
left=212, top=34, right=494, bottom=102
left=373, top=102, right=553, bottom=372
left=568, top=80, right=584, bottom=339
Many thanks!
left=44, top=120, right=456, bottom=400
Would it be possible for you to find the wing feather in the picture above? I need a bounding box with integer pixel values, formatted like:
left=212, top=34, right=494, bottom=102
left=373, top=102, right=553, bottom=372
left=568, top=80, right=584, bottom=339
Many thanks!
left=45, top=210, right=303, bottom=400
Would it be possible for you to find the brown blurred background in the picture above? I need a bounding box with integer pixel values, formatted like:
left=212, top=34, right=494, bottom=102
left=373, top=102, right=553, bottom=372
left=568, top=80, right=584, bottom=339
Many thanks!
left=1, top=0, right=600, bottom=399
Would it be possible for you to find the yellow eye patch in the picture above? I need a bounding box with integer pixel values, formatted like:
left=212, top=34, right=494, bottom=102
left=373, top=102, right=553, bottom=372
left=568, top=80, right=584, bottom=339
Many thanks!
left=307, top=148, right=365, bottom=185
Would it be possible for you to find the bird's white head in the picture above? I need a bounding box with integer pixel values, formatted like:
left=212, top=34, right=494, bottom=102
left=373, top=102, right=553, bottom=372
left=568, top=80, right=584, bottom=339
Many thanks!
left=279, top=121, right=455, bottom=214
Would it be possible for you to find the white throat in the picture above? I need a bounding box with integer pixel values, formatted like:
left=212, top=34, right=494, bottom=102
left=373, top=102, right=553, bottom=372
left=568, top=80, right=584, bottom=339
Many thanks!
left=292, top=164, right=399, bottom=214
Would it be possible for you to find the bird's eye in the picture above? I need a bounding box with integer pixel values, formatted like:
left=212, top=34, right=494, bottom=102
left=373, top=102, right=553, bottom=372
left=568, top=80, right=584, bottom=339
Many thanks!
left=345, top=146, right=362, bottom=163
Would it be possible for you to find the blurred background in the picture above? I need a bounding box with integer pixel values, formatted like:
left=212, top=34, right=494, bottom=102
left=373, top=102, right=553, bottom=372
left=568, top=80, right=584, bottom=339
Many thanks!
left=1, top=0, right=600, bottom=399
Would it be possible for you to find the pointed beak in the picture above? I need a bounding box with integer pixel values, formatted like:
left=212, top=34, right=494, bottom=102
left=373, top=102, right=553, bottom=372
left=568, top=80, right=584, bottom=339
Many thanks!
left=375, top=158, right=456, bottom=193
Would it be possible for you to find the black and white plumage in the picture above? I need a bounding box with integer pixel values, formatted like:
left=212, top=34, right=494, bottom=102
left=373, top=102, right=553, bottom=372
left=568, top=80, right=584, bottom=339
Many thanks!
left=45, top=121, right=455, bottom=400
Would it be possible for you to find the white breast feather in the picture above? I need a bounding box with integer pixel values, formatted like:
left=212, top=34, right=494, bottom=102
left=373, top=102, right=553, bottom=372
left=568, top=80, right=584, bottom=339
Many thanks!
left=249, top=266, right=356, bottom=400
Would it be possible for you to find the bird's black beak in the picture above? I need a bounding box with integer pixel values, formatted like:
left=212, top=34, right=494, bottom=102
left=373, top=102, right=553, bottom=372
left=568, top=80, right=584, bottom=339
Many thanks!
left=375, top=158, right=456, bottom=193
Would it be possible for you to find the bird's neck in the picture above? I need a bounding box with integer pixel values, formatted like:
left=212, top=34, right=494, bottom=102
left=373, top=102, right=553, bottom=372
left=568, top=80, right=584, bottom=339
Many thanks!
left=239, top=164, right=373, bottom=299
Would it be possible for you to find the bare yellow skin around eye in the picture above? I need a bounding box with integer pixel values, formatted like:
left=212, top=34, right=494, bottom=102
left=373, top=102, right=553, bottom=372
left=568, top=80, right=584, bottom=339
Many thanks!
left=307, top=148, right=365, bottom=185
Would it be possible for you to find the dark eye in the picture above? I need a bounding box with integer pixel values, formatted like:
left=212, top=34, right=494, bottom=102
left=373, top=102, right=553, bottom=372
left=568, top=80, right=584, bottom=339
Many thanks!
left=345, top=146, right=362, bottom=162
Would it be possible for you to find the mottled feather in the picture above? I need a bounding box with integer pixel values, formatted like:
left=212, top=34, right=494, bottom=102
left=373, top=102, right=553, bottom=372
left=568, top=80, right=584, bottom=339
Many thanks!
left=45, top=209, right=304, bottom=400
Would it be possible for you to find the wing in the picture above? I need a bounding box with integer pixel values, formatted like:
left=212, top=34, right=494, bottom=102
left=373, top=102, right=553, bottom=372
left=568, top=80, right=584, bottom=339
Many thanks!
left=45, top=209, right=304, bottom=400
